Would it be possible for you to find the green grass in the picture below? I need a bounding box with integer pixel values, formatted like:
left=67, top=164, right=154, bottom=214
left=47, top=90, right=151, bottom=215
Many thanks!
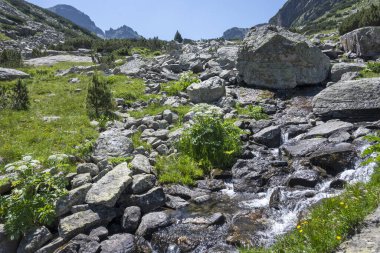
left=236, top=104, right=269, bottom=120
left=108, top=156, right=133, bottom=166
left=358, top=62, right=380, bottom=79
left=0, top=62, right=99, bottom=164
left=107, top=75, right=161, bottom=104
left=131, top=130, right=151, bottom=151
left=162, top=71, right=200, bottom=96
left=130, top=47, right=161, bottom=58
left=0, top=33, right=10, bottom=41
left=156, top=154, right=204, bottom=186
left=242, top=135, right=380, bottom=253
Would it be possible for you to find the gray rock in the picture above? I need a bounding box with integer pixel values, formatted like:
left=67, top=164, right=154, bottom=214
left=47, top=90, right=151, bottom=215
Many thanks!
left=34, top=237, right=66, bottom=253
left=136, top=212, right=172, bottom=237
left=122, top=206, right=141, bottom=233
left=56, top=183, right=92, bottom=216
left=304, top=120, right=354, bottom=139
left=282, top=138, right=328, bottom=157
left=164, top=184, right=209, bottom=200
left=120, top=187, right=166, bottom=213
left=25, top=55, right=92, bottom=67
left=76, top=163, right=99, bottom=177
left=71, top=173, right=92, bottom=188
left=58, top=208, right=116, bottom=238
left=165, top=195, right=189, bottom=209
left=353, top=127, right=371, bottom=139
left=17, top=227, right=53, bottom=253
left=197, top=179, right=226, bottom=192
left=330, top=62, right=365, bottom=82
left=131, top=174, right=156, bottom=194
left=288, top=170, right=320, bottom=188
left=0, top=68, right=30, bottom=81
left=130, top=155, right=152, bottom=174
left=341, top=26, right=380, bottom=58
left=328, top=131, right=351, bottom=143
left=93, top=129, right=134, bottom=159
left=312, top=78, right=380, bottom=121
left=85, top=163, right=132, bottom=207
left=71, top=204, right=89, bottom=213
left=58, top=234, right=100, bottom=253
left=253, top=125, right=282, bottom=148
left=100, top=234, right=136, bottom=253
left=237, top=25, right=330, bottom=89
left=0, top=175, right=11, bottom=195
left=89, top=226, right=108, bottom=240
left=309, top=143, right=357, bottom=176
left=0, top=224, right=19, bottom=253
left=187, top=76, right=226, bottom=103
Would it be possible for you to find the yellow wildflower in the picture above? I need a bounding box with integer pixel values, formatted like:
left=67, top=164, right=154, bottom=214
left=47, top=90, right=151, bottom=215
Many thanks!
left=299, top=230, right=303, bottom=233
left=336, top=236, right=342, bottom=240
left=297, top=225, right=301, bottom=229
left=340, top=202, right=345, bottom=206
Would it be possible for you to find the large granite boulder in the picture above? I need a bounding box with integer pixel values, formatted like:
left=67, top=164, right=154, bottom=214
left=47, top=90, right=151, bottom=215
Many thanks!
left=93, top=129, right=134, bottom=159
left=85, top=163, right=132, bottom=207
left=340, top=27, right=380, bottom=58
left=17, top=226, right=52, bottom=253
left=312, top=78, right=380, bottom=121
left=187, top=76, right=226, bottom=103
left=0, top=68, right=30, bottom=81
left=330, top=62, right=366, bottom=82
left=236, top=25, right=330, bottom=89
left=100, top=234, right=136, bottom=253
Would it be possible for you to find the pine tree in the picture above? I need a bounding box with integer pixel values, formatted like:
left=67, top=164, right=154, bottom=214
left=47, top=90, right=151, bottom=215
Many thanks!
left=12, top=79, right=29, bottom=110
left=86, top=73, right=113, bottom=118
left=174, top=30, right=183, bottom=43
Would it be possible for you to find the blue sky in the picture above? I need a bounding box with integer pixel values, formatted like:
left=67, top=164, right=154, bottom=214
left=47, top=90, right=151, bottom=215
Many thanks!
left=27, top=0, right=287, bottom=40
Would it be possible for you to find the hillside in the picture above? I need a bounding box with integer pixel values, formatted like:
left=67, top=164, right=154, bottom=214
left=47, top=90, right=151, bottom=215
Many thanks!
left=49, top=4, right=104, bottom=37
left=269, top=0, right=378, bottom=34
left=0, top=0, right=96, bottom=52
left=105, top=25, right=142, bottom=39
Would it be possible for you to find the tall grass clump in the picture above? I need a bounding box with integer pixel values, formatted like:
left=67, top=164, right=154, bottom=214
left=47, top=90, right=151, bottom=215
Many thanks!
left=162, top=71, right=200, bottom=96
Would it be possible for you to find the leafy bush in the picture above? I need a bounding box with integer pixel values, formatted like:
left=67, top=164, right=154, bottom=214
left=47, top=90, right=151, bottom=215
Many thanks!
left=86, top=73, right=113, bottom=118
left=339, top=4, right=380, bottom=35
left=0, top=49, right=23, bottom=68
left=359, top=62, right=380, bottom=78
left=131, top=130, right=151, bottom=151
left=12, top=79, right=30, bottom=110
left=162, top=71, right=200, bottom=96
left=156, top=155, right=203, bottom=186
left=179, top=114, right=242, bottom=171
left=0, top=162, right=67, bottom=239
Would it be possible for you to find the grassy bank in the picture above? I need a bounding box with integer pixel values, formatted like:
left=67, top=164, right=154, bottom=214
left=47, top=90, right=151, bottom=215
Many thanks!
left=242, top=135, right=380, bottom=253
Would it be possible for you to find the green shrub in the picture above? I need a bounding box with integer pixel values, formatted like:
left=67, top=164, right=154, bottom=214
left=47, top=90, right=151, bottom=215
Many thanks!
left=359, top=62, right=380, bottom=78
left=0, top=49, right=23, bottom=68
left=131, top=130, right=151, bottom=151
left=0, top=162, right=67, bottom=239
left=179, top=114, right=242, bottom=171
left=108, top=157, right=133, bottom=166
left=162, top=71, right=200, bottom=96
left=156, top=154, right=203, bottom=186
left=12, top=79, right=30, bottom=110
left=86, top=73, right=113, bottom=118
left=339, top=4, right=380, bottom=35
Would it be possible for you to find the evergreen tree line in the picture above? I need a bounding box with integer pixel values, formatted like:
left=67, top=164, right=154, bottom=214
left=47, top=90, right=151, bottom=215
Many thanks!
left=339, top=4, right=380, bottom=35
left=0, top=79, right=29, bottom=110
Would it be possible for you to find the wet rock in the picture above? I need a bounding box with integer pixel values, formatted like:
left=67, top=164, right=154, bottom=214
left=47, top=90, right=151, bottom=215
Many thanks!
left=330, top=63, right=365, bottom=82
left=131, top=174, right=156, bottom=194
left=130, top=154, right=153, bottom=174
left=89, top=226, right=108, bottom=240
left=330, top=179, right=347, bottom=189
left=165, top=195, right=189, bottom=209
left=85, top=162, right=132, bottom=207
left=93, top=129, right=134, bottom=159
left=237, top=25, right=330, bottom=89
left=58, top=234, right=100, bottom=253
left=304, top=120, right=353, bottom=139
left=187, top=76, right=226, bottom=103
left=56, top=183, right=92, bottom=216
left=120, top=187, right=166, bottom=213
left=136, top=211, right=172, bottom=237
left=282, top=138, right=327, bottom=157
left=197, top=179, right=226, bottom=191
left=253, top=125, right=282, bottom=148
left=0, top=67, right=30, bottom=81
left=340, top=26, right=380, bottom=58
left=0, top=224, right=19, bottom=253
left=309, top=143, right=357, bottom=176
left=100, top=234, right=136, bottom=253
left=352, top=127, right=371, bottom=139
left=58, top=208, right=116, bottom=238
left=269, top=188, right=282, bottom=209
left=288, top=170, right=320, bottom=188
left=34, top=237, right=66, bottom=253
left=122, top=206, right=141, bottom=233
left=312, top=78, right=380, bottom=121
left=193, top=194, right=212, bottom=204
left=284, top=124, right=310, bottom=140
left=164, top=185, right=209, bottom=200
left=76, top=163, right=99, bottom=177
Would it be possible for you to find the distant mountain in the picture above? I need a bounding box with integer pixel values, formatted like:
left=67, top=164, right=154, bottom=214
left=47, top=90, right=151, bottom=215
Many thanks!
left=105, top=25, right=142, bottom=40
left=0, top=0, right=95, bottom=51
left=49, top=4, right=104, bottom=37
left=269, top=0, right=378, bottom=33
left=222, top=27, right=249, bottom=40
